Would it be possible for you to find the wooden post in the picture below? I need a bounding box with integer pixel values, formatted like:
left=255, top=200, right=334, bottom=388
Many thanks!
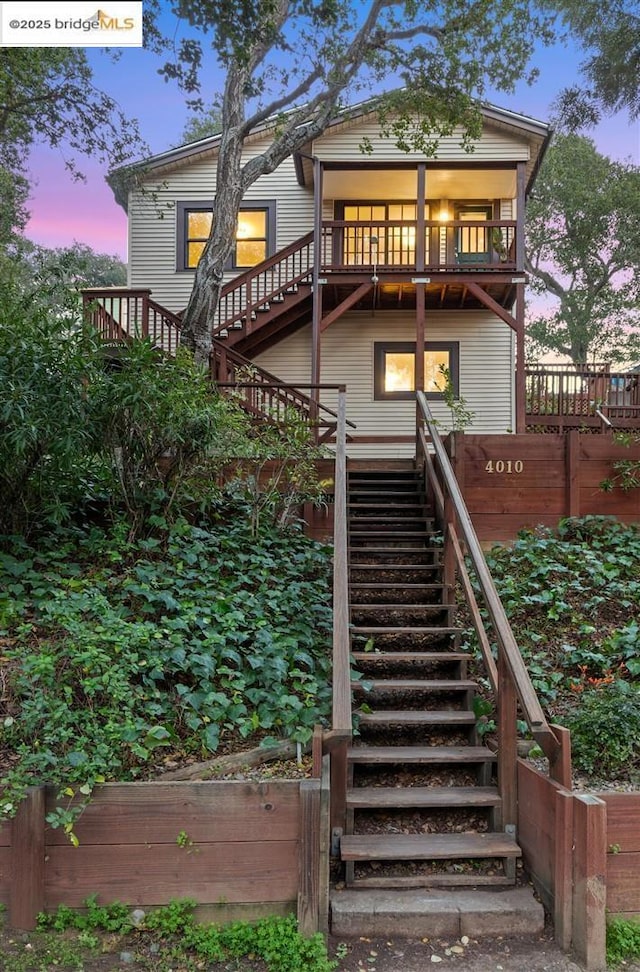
left=10, top=785, right=46, bottom=930
left=549, top=723, right=572, bottom=789
left=572, top=794, right=607, bottom=971
left=297, top=779, right=321, bottom=936
left=516, top=162, right=526, bottom=274
left=515, top=282, right=526, bottom=433
left=497, top=653, right=517, bottom=830
left=317, top=755, right=331, bottom=937
left=554, top=789, right=574, bottom=951
left=311, top=158, right=324, bottom=392
left=415, top=283, right=426, bottom=443
left=566, top=430, right=580, bottom=518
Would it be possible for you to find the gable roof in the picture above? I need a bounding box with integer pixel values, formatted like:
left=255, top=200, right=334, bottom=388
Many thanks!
left=109, top=97, right=551, bottom=210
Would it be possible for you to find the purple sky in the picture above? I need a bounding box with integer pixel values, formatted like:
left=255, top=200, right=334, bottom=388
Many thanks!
left=24, top=14, right=640, bottom=263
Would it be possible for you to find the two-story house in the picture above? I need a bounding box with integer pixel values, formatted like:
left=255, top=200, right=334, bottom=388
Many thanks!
left=107, top=99, right=551, bottom=457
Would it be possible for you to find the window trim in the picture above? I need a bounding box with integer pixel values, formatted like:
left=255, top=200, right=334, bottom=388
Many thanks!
left=373, top=341, right=460, bottom=401
left=176, top=200, right=276, bottom=272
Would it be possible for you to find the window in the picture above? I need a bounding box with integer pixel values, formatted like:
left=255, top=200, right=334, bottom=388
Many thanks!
left=374, top=342, right=459, bottom=401
left=337, top=201, right=429, bottom=266
left=177, top=201, right=275, bottom=271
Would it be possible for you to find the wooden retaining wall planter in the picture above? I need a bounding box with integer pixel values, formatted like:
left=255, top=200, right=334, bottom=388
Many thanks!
left=0, top=772, right=330, bottom=935
left=449, top=431, right=640, bottom=543
left=518, top=760, right=640, bottom=971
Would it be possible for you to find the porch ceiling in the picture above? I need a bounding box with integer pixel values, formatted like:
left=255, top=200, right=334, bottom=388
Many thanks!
left=322, top=167, right=517, bottom=200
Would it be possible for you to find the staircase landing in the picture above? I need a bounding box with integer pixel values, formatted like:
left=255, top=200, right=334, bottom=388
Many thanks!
left=330, top=886, right=544, bottom=939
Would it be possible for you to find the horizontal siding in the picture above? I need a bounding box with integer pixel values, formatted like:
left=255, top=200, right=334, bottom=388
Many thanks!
left=313, top=116, right=530, bottom=162
left=255, top=311, right=514, bottom=458
left=128, top=141, right=314, bottom=312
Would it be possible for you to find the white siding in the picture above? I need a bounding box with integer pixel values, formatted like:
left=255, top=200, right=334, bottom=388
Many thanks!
left=313, top=115, right=530, bottom=163
left=254, top=311, right=515, bottom=458
left=128, top=139, right=314, bottom=312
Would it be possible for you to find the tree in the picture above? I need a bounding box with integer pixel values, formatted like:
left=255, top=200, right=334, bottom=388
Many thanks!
left=525, top=134, right=640, bottom=365
left=144, top=0, right=556, bottom=366
left=180, top=102, right=223, bottom=144
left=0, top=49, right=145, bottom=249
left=27, top=242, right=127, bottom=289
left=546, top=0, right=640, bottom=128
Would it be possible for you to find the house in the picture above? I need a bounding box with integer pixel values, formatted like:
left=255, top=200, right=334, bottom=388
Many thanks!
left=107, top=99, right=551, bottom=457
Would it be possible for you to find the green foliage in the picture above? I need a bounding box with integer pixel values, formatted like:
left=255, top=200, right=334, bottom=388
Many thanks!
left=607, top=915, right=640, bottom=967
left=0, top=519, right=333, bottom=828
left=525, top=134, right=640, bottom=365
left=438, top=364, right=475, bottom=432
left=0, top=282, right=103, bottom=535
left=92, top=339, right=252, bottom=533
left=563, top=681, right=640, bottom=779
left=36, top=899, right=337, bottom=972
left=464, top=518, right=640, bottom=773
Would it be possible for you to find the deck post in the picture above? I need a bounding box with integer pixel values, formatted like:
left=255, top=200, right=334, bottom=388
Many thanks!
left=415, top=283, right=426, bottom=442
left=515, top=282, right=526, bottom=433
left=311, top=158, right=324, bottom=393
left=572, top=795, right=607, bottom=971
left=10, top=785, right=46, bottom=930
left=298, top=779, right=321, bottom=935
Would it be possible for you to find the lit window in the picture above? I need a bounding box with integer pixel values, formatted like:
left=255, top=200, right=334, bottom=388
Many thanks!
left=374, top=342, right=459, bottom=400
left=177, top=202, right=275, bottom=271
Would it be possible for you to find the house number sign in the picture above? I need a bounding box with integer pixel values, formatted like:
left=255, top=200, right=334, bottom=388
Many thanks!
left=485, top=460, right=524, bottom=474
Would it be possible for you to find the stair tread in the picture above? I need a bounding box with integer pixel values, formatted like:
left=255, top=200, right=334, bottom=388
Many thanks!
left=340, top=832, right=521, bottom=861
left=351, top=603, right=453, bottom=610
left=349, top=583, right=445, bottom=590
left=353, top=679, right=476, bottom=690
left=351, top=626, right=462, bottom=634
left=356, top=710, right=476, bottom=725
left=348, top=745, right=496, bottom=764
left=351, top=651, right=468, bottom=662
left=347, top=786, right=501, bottom=808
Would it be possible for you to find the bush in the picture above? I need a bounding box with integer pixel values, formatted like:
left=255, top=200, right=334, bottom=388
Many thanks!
left=561, top=680, right=640, bottom=779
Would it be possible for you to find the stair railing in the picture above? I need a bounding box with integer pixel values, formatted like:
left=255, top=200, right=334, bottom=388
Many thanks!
left=210, top=341, right=356, bottom=443
left=323, top=387, right=352, bottom=831
left=213, top=232, right=314, bottom=337
left=416, top=392, right=571, bottom=823
left=82, top=289, right=182, bottom=355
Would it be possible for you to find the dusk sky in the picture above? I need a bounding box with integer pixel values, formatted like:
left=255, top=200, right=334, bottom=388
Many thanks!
left=23, top=6, right=640, bottom=263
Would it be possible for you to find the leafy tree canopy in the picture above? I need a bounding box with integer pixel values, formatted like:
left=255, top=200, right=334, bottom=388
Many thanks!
left=544, top=0, right=640, bottom=128
left=180, top=102, right=223, bottom=144
left=0, top=48, right=145, bottom=248
left=139, top=0, right=557, bottom=364
left=525, top=133, right=640, bottom=365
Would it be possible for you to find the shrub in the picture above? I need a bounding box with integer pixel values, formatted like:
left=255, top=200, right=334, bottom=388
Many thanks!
left=561, top=681, right=640, bottom=779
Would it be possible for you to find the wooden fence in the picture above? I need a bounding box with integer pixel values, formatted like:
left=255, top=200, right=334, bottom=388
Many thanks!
left=449, top=431, right=640, bottom=543
left=518, top=761, right=640, bottom=971
left=0, top=773, right=330, bottom=935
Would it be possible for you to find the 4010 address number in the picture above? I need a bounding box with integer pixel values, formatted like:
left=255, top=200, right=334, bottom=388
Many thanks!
left=485, top=460, right=524, bottom=474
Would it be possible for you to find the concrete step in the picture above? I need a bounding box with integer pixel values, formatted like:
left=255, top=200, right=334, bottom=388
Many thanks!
left=330, top=886, right=544, bottom=938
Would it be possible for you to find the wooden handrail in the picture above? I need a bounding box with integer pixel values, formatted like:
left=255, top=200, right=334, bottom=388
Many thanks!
left=332, top=388, right=351, bottom=738
left=416, top=392, right=566, bottom=780
left=218, top=232, right=314, bottom=299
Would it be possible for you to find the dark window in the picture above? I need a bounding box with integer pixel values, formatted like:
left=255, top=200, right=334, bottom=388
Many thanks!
left=177, top=201, right=276, bottom=271
left=374, top=341, right=459, bottom=401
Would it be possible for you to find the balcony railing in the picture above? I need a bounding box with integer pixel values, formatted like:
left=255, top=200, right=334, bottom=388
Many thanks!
left=525, top=364, right=640, bottom=430
left=320, top=219, right=518, bottom=272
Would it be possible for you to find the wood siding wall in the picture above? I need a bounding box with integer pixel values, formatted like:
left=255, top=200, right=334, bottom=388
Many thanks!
left=313, top=116, right=531, bottom=164
left=0, top=779, right=326, bottom=933
left=255, top=311, right=515, bottom=458
left=451, top=432, right=640, bottom=542
left=127, top=146, right=314, bottom=311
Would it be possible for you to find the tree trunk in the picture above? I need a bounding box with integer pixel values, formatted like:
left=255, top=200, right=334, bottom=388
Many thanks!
left=179, top=65, right=248, bottom=368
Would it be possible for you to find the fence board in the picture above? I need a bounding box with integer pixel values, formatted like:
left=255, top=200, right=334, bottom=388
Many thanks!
left=44, top=782, right=300, bottom=845
left=600, top=794, right=640, bottom=851
left=605, top=853, right=640, bottom=916
left=45, top=841, right=298, bottom=908
left=517, top=762, right=560, bottom=910
left=0, top=846, right=10, bottom=905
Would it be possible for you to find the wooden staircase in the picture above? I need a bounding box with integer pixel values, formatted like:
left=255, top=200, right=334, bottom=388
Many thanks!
left=339, top=466, right=521, bottom=889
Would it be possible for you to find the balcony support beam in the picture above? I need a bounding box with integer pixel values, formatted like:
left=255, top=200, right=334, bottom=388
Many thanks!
left=464, top=281, right=517, bottom=331
left=321, top=282, right=372, bottom=332
left=311, top=158, right=324, bottom=388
